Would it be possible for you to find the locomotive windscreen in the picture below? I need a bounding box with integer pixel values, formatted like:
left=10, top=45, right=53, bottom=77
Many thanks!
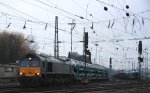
left=32, top=60, right=40, bottom=67
left=20, top=58, right=40, bottom=67
left=20, top=60, right=29, bottom=67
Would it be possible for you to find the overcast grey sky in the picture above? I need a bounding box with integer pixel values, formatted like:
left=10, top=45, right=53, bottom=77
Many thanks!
left=0, top=0, right=150, bottom=69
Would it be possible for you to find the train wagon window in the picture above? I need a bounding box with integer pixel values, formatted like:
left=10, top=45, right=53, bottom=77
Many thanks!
left=47, top=62, right=52, bottom=72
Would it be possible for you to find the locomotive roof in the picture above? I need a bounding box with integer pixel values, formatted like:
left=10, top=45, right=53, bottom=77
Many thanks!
left=21, top=53, right=62, bottom=63
left=22, top=53, right=108, bottom=70
left=37, top=54, right=71, bottom=64
left=37, top=54, right=64, bottom=63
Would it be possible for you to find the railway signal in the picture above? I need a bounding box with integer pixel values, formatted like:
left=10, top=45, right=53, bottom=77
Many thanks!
left=82, top=31, right=89, bottom=84
left=109, top=57, right=112, bottom=80
left=84, top=32, right=88, bottom=49
left=138, top=41, right=143, bottom=81
left=138, top=41, right=142, bottom=54
left=138, top=57, right=143, bottom=62
left=109, top=57, right=112, bottom=68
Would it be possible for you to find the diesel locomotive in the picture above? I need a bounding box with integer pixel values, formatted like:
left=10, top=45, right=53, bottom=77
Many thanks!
left=18, top=53, right=108, bottom=86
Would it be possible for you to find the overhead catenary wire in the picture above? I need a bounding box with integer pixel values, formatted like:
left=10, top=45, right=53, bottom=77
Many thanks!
left=0, top=0, right=149, bottom=25
left=0, top=0, right=149, bottom=60
left=34, top=0, right=88, bottom=21
left=96, top=0, right=150, bottom=21
left=0, top=0, right=148, bottom=30
left=0, top=10, right=149, bottom=47
left=21, top=0, right=74, bottom=21
left=0, top=1, right=47, bottom=23
left=0, top=8, right=149, bottom=44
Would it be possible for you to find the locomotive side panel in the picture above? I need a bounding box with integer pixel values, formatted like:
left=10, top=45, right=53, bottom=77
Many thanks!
left=46, top=62, right=53, bottom=72
left=53, top=62, right=72, bottom=74
left=41, top=61, right=46, bottom=75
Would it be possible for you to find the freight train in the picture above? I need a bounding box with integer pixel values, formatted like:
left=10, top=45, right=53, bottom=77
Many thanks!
left=18, top=53, right=108, bottom=86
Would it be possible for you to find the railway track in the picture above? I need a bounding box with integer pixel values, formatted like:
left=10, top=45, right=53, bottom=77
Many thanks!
left=0, top=81, right=150, bottom=93
left=0, top=87, right=21, bottom=93
left=20, top=83, right=150, bottom=93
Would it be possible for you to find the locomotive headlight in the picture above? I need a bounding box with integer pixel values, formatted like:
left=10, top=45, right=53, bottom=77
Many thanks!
left=19, top=72, right=25, bottom=76
left=35, top=72, right=40, bottom=76
left=29, top=57, right=32, bottom=60
left=20, top=72, right=23, bottom=75
left=37, top=73, right=40, bottom=75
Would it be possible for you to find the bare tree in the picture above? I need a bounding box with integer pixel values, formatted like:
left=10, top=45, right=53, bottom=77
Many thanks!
left=0, top=32, right=30, bottom=64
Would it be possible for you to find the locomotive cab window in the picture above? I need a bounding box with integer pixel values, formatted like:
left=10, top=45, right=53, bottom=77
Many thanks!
left=47, top=62, right=52, bottom=72
left=31, top=60, right=40, bottom=67
left=20, top=60, right=29, bottom=67
left=20, top=58, right=40, bottom=67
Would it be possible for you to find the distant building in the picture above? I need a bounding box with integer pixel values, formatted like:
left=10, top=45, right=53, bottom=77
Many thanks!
left=0, top=64, right=18, bottom=78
